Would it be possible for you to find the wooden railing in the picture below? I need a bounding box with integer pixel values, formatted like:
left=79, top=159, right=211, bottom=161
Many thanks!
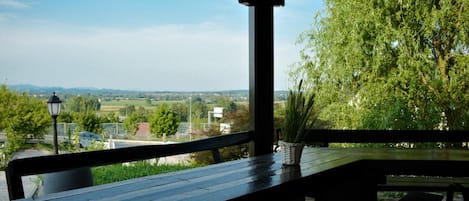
left=6, top=131, right=253, bottom=200
left=304, top=129, right=469, bottom=144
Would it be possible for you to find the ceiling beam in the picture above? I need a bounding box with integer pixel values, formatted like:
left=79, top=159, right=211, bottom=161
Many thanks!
left=238, top=0, right=284, bottom=7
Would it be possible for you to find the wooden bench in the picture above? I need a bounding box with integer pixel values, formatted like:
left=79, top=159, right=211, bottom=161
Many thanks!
left=304, top=129, right=469, bottom=200
left=6, top=131, right=253, bottom=200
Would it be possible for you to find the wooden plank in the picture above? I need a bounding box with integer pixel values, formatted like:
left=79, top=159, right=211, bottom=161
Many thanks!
left=174, top=150, right=360, bottom=200
left=159, top=150, right=359, bottom=201
left=305, top=129, right=469, bottom=143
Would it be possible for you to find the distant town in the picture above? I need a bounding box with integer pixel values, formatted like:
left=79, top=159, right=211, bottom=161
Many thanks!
left=7, top=84, right=288, bottom=102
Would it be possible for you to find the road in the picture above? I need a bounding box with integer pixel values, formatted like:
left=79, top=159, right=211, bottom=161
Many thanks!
left=112, top=139, right=165, bottom=148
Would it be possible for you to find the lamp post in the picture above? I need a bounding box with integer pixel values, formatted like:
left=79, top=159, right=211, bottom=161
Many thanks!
left=44, top=94, right=93, bottom=195
left=47, top=92, right=62, bottom=155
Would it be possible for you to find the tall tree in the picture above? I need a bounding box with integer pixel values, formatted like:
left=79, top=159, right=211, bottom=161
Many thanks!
left=149, top=104, right=180, bottom=138
left=170, top=102, right=189, bottom=122
left=66, top=96, right=101, bottom=113
left=7, top=94, right=51, bottom=138
left=296, top=0, right=469, bottom=130
left=123, top=110, right=149, bottom=135
left=0, top=85, right=15, bottom=130
left=221, top=104, right=249, bottom=132
left=191, top=97, right=208, bottom=120
left=0, top=85, right=51, bottom=154
left=76, top=111, right=103, bottom=134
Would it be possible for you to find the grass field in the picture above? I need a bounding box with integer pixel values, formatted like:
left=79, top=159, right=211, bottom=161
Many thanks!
left=100, top=99, right=184, bottom=113
left=102, top=99, right=184, bottom=106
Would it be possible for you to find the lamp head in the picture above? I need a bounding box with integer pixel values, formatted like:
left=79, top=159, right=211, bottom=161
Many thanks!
left=47, top=92, right=62, bottom=117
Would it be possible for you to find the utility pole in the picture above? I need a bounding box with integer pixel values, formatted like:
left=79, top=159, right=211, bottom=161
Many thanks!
left=189, top=96, right=192, bottom=140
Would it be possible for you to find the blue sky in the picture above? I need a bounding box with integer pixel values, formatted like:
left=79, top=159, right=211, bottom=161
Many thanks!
left=0, top=0, right=323, bottom=91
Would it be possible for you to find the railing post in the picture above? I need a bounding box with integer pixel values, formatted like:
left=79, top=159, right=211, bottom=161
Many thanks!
left=240, top=0, right=284, bottom=156
left=6, top=161, right=25, bottom=200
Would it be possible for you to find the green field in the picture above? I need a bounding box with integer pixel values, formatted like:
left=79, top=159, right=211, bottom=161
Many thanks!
left=100, top=99, right=184, bottom=113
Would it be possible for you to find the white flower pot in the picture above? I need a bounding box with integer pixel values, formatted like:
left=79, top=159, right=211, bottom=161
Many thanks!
left=279, top=140, right=305, bottom=166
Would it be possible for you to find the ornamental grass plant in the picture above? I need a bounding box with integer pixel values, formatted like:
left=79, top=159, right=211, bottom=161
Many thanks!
left=282, top=80, right=316, bottom=143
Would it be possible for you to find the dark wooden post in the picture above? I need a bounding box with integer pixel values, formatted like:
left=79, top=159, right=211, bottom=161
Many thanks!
left=239, top=0, right=284, bottom=156
left=6, top=161, right=24, bottom=200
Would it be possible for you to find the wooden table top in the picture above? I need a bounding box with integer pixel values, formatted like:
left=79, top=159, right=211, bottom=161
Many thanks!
left=18, top=148, right=469, bottom=201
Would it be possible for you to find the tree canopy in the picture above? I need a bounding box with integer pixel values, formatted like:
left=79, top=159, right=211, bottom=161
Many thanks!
left=295, top=0, right=469, bottom=130
left=123, top=108, right=149, bottom=135
left=0, top=85, right=51, bottom=154
left=149, top=104, right=180, bottom=138
left=76, top=111, right=103, bottom=134
left=66, top=96, right=101, bottom=113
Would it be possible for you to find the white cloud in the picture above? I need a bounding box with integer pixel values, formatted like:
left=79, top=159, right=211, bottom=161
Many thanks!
left=0, top=0, right=30, bottom=9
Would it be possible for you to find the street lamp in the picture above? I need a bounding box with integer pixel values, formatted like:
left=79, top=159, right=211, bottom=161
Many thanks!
left=47, top=92, right=62, bottom=155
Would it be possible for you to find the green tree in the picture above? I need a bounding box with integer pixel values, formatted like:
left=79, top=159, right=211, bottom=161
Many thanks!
left=0, top=85, right=51, bottom=154
left=149, top=104, right=180, bottom=139
left=58, top=111, right=75, bottom=123
left=76, top=111, right=103, bottom=134
left=170, top=102, right=189, bottom=122
left=102, top=112, right=120, bottom=123
left=125, top=106, right=151, bottom=135
left=0, top=85, right=15, bottom=130
left=191, top=97, right=208, bottom=123
left=66, top=96, right=101, bottom=112
left=213, top=96, right=237, bottom=114
left=296, top=0, right=469, bottom=130
left=221, top=104, right=249, bottom=133
left=7, top=94, right=51, bottom=138
left=123, top=112, right=148, bottom=135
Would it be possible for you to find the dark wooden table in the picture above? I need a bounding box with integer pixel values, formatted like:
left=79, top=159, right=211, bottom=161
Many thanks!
left=16, top=148, right=469, bottom=201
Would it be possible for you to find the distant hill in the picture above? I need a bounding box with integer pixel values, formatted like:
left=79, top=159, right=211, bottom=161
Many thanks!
left=5, top=84, right=287, bottom=101
left=5, top=84, right=256, bottom=96
left=7, top=84, right=133, bottom=95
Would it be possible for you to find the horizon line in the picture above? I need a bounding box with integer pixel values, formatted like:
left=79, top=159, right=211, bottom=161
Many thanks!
left=5, top=83, right=289, bottom=93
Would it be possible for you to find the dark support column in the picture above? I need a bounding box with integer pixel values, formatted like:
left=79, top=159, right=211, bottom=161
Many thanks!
left=240, top=0, right=284, bottom=156
left=249, top=5, right=274, bottom=156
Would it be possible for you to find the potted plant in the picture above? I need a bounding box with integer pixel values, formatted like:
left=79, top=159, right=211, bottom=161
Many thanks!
left=279, top=80, right=315, bottom=165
